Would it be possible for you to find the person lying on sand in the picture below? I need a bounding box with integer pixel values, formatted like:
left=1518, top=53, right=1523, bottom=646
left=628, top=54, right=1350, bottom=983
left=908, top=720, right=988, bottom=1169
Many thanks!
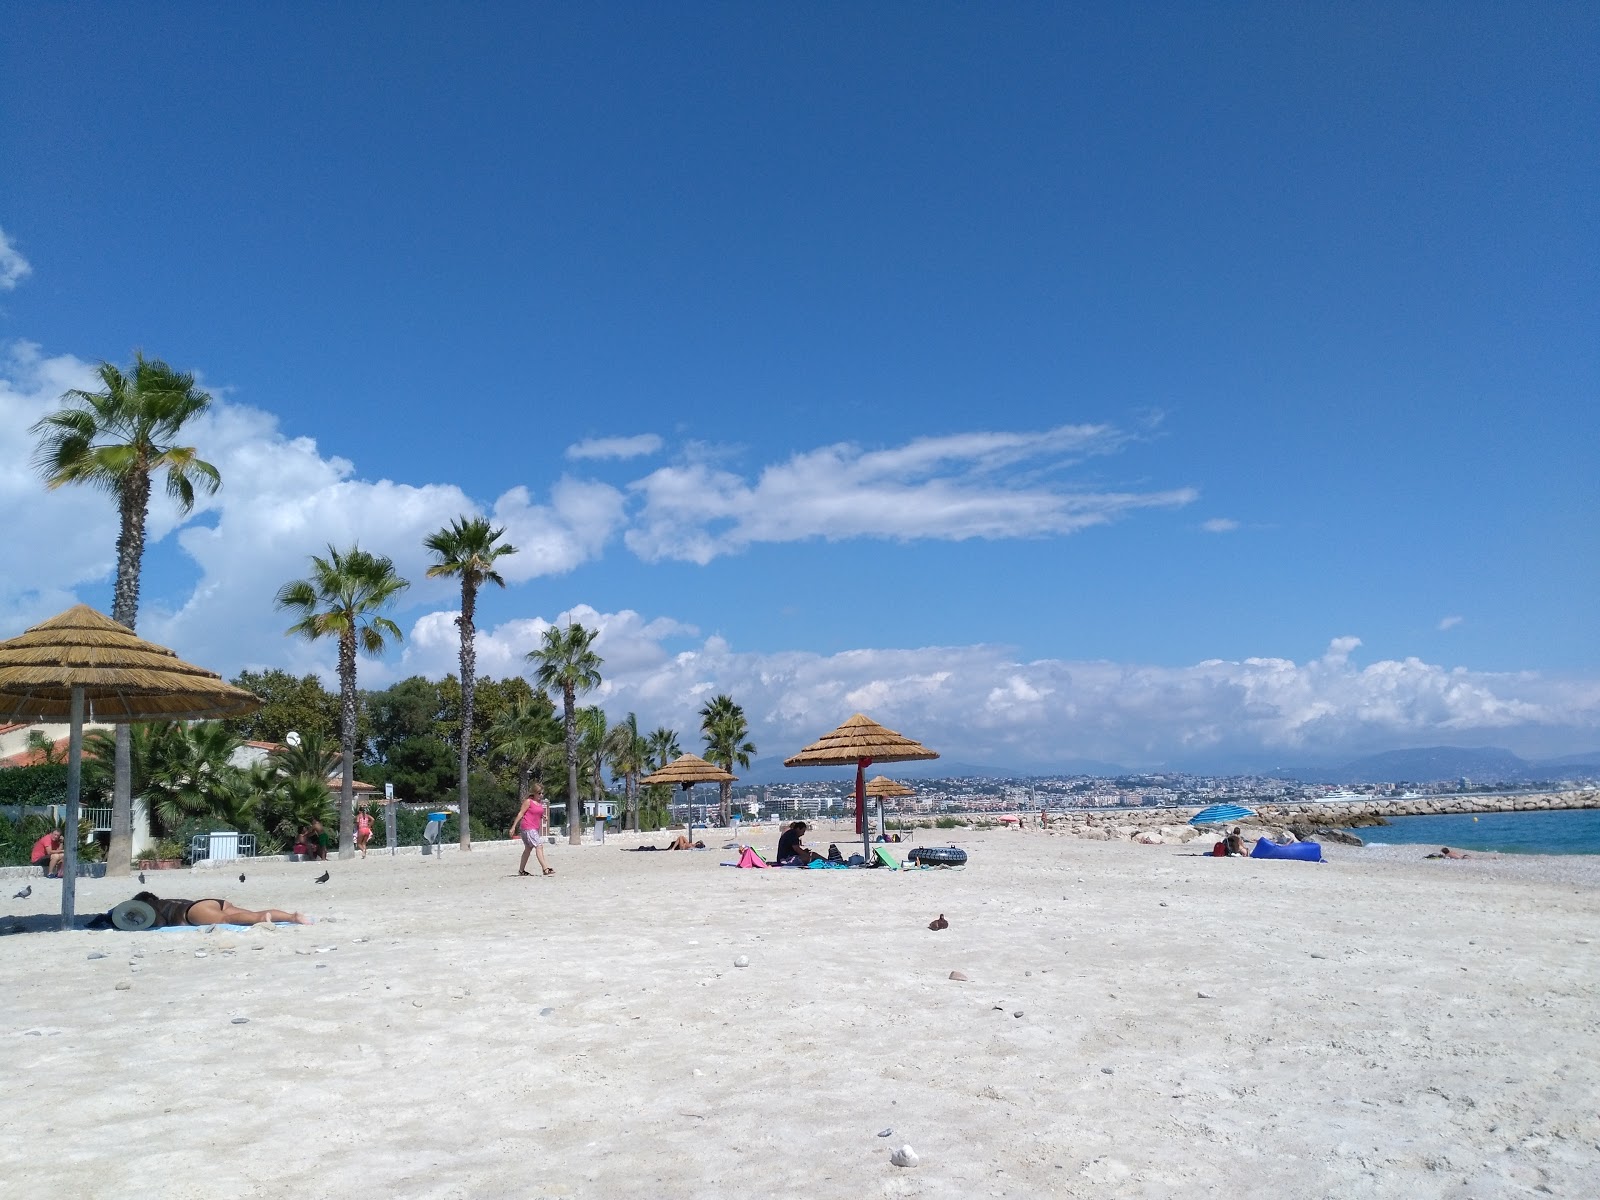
left=128, top=891, right=314, bottom=927
left=1426, top=846, right=1471, bottom=859
left=665, top=835, right=705, bottom=850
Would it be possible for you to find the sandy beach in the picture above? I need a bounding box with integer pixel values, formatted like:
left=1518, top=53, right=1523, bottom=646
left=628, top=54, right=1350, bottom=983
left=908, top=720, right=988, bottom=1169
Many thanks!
left=3, top=827, right=1597, bottom=1199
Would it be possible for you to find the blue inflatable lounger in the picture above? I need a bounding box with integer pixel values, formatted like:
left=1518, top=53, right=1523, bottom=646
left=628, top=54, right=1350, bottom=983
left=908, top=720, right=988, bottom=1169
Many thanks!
left=1250, top=837, right=1323, bottom=863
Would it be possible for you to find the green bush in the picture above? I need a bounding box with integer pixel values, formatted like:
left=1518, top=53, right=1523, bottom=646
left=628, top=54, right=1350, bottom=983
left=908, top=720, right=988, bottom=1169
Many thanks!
left=0, top=764, right=68, bottom=807
left=934, top=816, right=965, bottom=829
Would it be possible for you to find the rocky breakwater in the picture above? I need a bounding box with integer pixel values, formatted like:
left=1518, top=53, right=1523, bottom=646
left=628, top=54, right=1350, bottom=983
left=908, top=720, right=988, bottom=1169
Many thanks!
left=1043, top=790, right=1598, bottom=848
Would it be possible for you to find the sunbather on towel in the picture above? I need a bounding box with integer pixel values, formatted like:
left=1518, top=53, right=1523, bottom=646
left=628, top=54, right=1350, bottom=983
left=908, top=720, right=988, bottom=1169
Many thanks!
left=776, top=821, right=823, bottom=865
left=131, top=891, right=313, bottom=926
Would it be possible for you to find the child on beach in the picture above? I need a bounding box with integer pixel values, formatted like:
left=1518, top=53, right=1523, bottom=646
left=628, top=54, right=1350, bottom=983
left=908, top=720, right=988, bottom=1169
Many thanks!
left=355, top=808, right=373, bottom=858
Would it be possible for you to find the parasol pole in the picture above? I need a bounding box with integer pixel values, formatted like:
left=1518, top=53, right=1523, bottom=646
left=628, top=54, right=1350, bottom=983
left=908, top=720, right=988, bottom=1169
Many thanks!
left=61, top=685, right=84, bottom=931
left=856, top=756, right=872, bottom=862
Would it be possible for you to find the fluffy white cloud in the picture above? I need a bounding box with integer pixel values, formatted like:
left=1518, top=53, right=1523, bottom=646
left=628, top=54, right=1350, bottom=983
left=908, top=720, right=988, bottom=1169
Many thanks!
left=0, top=342, right=626, bottom=674
left=1438, top=615, right=1464, bottom=631
left=624, top=425, right=1198, bottom=564
left=387, top=610, right=1600, bottom=768
left=1201, top=517, right=1239, bottom=533
left=565, top=433, right=663, bottom=461
left=0, top=226, right=31, bottom=290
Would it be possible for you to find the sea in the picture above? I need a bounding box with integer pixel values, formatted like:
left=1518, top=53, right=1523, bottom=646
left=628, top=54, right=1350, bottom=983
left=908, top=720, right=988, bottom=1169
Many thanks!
left=1350, top=807, right=1600, bottom=856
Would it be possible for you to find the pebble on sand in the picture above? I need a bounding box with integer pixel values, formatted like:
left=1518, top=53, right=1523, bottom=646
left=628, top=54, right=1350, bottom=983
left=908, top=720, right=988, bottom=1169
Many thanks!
left=948, top=970, right=969, bottom=981
left=890, top=1145, right=920, bottom=1168
left=114, top=981, right=132, bottom=991
left=734, top=955, right=749, bottom=968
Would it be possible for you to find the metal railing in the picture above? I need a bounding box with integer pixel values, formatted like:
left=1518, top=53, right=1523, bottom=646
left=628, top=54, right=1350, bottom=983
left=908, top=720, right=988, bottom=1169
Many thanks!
left=187, top=832, right=257, bottom=862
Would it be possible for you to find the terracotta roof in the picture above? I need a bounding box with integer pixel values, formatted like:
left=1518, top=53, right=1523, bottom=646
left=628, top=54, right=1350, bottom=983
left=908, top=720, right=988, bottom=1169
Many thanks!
left=0, top=735, right=74, bottom=768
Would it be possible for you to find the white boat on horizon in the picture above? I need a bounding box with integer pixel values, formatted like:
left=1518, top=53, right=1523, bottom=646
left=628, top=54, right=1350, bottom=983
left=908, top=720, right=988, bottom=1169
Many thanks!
left=1316, top=789, right=1368, bottom=803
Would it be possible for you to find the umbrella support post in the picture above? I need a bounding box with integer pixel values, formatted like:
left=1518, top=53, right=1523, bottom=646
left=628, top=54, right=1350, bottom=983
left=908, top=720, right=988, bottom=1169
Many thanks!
left=61, top=685, right=84, bottom=931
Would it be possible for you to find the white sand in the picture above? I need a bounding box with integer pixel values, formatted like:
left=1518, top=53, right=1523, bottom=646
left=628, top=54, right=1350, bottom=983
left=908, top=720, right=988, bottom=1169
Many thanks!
left=3, top=827, right=1597, bottom=1199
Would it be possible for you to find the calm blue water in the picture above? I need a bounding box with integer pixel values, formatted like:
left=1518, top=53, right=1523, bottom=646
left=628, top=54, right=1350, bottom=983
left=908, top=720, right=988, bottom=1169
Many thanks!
left=1351, top=808, right=1600, bottom=856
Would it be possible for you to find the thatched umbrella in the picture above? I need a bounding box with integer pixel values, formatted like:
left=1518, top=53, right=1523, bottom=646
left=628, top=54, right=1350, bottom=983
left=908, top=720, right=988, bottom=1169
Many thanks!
left=0, top=605, right=260, bottom=929
left=864, top=775, right=914, bottom=798
left=637, top=753, right=736, bottom=840
left=784, top=713, right=938, bottom=863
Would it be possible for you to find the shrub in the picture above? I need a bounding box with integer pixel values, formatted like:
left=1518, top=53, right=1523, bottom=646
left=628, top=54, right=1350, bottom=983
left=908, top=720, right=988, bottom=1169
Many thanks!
left=934, top=816, right=965, bottom=829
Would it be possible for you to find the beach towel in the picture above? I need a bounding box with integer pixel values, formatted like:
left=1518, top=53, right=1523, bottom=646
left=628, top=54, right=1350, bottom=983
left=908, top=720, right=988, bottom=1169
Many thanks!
left=873, top=845, right=902, bottom=870
left=806, top=859, right=851, bottom=869
left=735, top=847, right=772, bottom=869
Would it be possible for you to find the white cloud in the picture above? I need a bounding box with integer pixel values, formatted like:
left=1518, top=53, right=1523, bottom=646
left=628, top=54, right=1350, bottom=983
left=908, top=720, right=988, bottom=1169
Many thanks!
left=0, top=341, right=625, bottom=675
left=1201, top=517, right=1239, bottom=533
left=624, top=425, right=1198, bottom=564
left=0, top=227, right=31, bottom=290
left=387, top=612, right=1600, bottom=768
left=1438, top=615, right=1464, bottom=631
left=565, top=434, right=663, bottom=461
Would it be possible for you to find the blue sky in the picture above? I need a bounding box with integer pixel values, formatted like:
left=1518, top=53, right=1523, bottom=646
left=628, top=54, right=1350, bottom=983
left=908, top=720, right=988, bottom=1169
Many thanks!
left=3, top=4, right=1597, bottom=770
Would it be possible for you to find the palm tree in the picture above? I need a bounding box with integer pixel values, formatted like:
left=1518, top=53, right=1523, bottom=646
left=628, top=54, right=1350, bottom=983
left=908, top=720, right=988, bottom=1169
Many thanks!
left=643, top=726, right=680, bottom=831
left=577, top=705, right=610, bottom=826
left=699, top=694, right=755, bottom=827
left=276, top=545, right=409, bottom=859
left=31, top=353, right=220, bottom=875
left=424, top=517, right=517, bottom=850
left=268, top=731, right=340, bottom=782
left=606, top=712, right=646, bottom=831
left=527, top=623, right=602, bottom=845
left=487, top=692, right=561, bottom=802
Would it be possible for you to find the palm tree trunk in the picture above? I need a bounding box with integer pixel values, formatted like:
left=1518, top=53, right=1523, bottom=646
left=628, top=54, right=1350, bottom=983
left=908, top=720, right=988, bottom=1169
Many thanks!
left=564, top=688, right=581, bottom=845
left=338, top=629, right=357, bottom=859
left=457, top=581, right=477, bottom=850
left=105, top=477, right=151, bottom=877
left=720, top=780, right=732, bottom=827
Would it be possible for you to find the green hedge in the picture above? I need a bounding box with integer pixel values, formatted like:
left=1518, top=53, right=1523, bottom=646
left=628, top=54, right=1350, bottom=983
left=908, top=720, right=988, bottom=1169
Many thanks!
left=0, top=764, right=68, bottom=807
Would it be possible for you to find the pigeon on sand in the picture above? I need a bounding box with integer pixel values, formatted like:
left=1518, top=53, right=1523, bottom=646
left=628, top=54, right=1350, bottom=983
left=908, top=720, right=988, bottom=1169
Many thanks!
left=928, top=914, right=949, bottom=931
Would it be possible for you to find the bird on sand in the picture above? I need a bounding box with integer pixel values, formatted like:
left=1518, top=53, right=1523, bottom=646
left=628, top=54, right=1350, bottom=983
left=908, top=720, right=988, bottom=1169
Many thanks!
left=12, top=885, right=31, bottom=899
left=239, top=873, right=246, bottom=883
left=138, top=873, right=146, bottom=884
left=928, top=914, right=949, bottom=931
left=315, top=871, right=330, bottom=884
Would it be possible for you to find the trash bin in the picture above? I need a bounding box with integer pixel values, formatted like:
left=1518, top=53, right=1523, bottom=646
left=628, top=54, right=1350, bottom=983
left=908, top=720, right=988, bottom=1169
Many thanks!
left=593, top=819, right=606, bottom=844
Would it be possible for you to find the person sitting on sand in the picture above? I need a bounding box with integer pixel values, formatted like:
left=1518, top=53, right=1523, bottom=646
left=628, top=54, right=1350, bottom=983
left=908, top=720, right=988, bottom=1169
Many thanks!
left=776, top=821, right=822, bottom=865
left=1225, top=827, right=1251, bottom=857
left=31, top=829, right=65, bottom=878
left=129, top=891, right=313, bottom=927
left=297, top=819, right=329, bottom=862
left=1426, top=846, right=1471, bottom=859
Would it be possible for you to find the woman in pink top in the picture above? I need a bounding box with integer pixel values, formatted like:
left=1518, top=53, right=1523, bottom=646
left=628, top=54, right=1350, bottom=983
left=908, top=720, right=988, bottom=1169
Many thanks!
left=355, top=808, right=374, bottom=858
left=509, top=784, right=553, bottom=877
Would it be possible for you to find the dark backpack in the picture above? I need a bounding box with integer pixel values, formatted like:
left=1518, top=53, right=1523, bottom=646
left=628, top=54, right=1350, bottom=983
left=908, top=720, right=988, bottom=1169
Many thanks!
left=826, top=842, right=845, bottom=863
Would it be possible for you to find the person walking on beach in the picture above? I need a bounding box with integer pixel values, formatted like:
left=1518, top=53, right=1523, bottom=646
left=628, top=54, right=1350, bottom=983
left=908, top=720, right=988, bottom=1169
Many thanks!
left=510, top=785, right=553, bottom=877
left=355, top=807, right=374, bottom=858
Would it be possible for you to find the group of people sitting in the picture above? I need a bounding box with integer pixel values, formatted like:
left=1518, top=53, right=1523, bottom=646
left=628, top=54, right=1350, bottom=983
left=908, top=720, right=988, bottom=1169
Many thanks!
left=1210, top=827, right=1253, bottom=857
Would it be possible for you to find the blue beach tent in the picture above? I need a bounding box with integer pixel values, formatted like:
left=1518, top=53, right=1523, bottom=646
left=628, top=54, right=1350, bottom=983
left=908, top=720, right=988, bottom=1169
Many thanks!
left=1189, top=803, right=1256, bottom=827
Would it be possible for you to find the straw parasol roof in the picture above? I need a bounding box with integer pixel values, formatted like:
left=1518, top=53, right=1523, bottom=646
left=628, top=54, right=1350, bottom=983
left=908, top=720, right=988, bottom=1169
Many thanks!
left=783, top=713, right=939, bottom=768
left=638, top=752, right=736, bottom=788
left=0, top=604, right=260, bottom=931
left=863, top=775, right=915, bottom=798
left=0, top=605, right=260, bottom=723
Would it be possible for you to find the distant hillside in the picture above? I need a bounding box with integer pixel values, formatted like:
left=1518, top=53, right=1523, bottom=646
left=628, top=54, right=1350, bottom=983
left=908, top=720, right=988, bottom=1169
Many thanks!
left=1269, top=746, right=1600, bottom=785
left=738, top=755, right=1019, bottom=786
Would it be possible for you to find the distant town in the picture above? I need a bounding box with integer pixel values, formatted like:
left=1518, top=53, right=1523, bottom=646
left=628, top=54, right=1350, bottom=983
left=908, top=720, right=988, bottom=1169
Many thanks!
left=729, top=769, right=1600, bottom=821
